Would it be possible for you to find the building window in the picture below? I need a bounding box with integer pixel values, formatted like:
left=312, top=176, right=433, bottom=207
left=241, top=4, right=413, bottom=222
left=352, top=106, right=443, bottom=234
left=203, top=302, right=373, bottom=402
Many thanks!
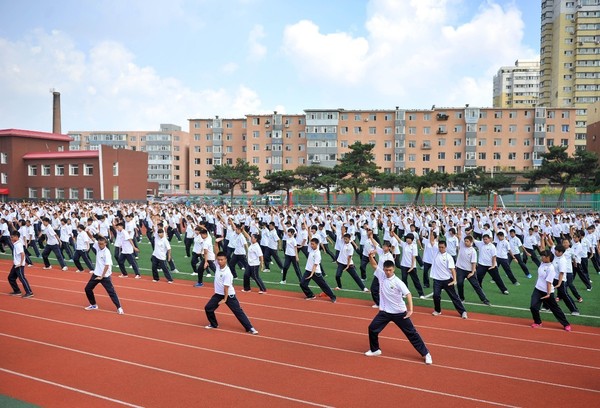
left=478, top=153, right=487, bottom=160
left=0, top=173, right=6, bottom=184
left=69, top=188, right=79, bottom=200
left=493, top=153, right=501, bottom=160
left=113, top=162, right=119, bottom=176
left=42, top=165, right=51, bottom=176
left=28, top=188, right=37, bottom=199
left=0, top=153, right=6, bottom=164
left=28, top=165, right=38, bottom=176
left=438, top=152, right=446, bottom=160
left=422, top=154, right=430, bottom=162
left=384, top=154, right=392, bottom=162
left=454, top=152, right=462, bottom=160
left=55, top=188, right=65, bottom=199
left=69, top=164, right=79, bottom=176
left=42, top=188, right=51, bottom=199
left=84, top=164, right=94, bottom=176
left=55, top=164, right=65, bottom=176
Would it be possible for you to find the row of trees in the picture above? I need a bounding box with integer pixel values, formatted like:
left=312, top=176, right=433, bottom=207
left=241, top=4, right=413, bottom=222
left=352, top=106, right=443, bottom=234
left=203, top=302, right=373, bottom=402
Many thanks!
left=207, top=142, right=600, bottom=207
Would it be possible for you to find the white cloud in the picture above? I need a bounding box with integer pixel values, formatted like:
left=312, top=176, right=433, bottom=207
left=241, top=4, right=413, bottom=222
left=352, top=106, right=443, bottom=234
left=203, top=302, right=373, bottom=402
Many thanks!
left=282, top=0, right=537, bottom=108
left=222, top=62, right=239, bottom=74
left=282, top=20, right=370, bottom=84
left=248, top=24, right=267, bottom=61
left=0, top=29, right=266, bottom=131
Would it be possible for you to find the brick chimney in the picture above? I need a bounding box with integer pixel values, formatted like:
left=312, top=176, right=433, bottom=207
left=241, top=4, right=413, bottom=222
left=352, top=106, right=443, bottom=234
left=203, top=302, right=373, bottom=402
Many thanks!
left=52, top=91, right=61, bottom=134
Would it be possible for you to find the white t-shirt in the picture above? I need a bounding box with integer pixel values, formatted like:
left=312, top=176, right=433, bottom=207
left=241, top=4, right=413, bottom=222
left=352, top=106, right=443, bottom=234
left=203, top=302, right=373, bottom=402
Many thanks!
left=430, top=250, right=456, bottom=281
left=152, top=236, right=171, bottom=261
left=247, top=242, right=263, bottom=266
left=305, top=247, right=322, bottom=274
left=92, top=243, right=113, bottom=277
left=13, top=241, right=25, bottom=267
left=214, top=264, right=235, bottom=296
left=535, top=262, right=556, bottom=293
left=374, top=267, right=410, bottom=314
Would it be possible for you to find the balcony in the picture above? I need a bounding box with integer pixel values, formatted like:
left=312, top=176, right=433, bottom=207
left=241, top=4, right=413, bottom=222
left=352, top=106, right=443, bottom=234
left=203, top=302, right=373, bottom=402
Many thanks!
left=421, top=143, right=432, bottom=150
left=436, top=129, right=448, bottom=135
left=436, top=113, right=449, bottom=121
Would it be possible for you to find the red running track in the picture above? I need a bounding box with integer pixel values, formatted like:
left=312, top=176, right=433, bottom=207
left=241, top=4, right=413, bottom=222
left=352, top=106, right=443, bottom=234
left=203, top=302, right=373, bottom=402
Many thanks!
left=1, top=261, right=600, bottom=407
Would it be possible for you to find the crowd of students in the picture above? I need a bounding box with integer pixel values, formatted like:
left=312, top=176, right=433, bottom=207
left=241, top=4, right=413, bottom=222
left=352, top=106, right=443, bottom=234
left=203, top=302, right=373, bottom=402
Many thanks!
left=3, top=200, right=598, bottom=358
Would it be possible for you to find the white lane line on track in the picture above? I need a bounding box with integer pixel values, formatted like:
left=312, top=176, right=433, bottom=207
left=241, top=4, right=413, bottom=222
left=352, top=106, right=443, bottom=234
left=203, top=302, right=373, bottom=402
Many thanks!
left=0, top=368, right=145, bottom=408
left=0, top=328, right=515, bottom=407
left=2, top=308, right=600, bottom=397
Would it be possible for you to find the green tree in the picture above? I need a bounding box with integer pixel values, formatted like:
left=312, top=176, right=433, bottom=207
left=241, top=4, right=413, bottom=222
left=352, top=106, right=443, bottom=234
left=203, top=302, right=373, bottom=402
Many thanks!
left=207, top=158, right=260, bottom=202
left=336, top=142, right=381, bottom=205
left=524, top=146, right=599, bottom=207
left=294, top=165, right=338, bottom=205
left=450, top=168, right=481, bottom=208
left=471, top=172, right=515, bottom=206
left=376, top=171, right=413, bottom=191
left=411, top=171, right=450, bottom=205
left=255, top=170, right=296, bottom=206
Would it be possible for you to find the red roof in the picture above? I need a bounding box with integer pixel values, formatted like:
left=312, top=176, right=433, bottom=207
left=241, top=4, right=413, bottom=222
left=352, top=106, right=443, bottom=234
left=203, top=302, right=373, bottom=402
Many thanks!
left=0, top=128, right=72, bottom=142
left=23, top=151, right=99, bottom=160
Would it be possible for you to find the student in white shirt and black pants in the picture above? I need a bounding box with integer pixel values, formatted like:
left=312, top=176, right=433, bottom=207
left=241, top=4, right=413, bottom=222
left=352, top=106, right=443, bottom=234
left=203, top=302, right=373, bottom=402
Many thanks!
left=429, top=236, right=467, bottom=318
left=8, top=231, right=33, bottom=298
left=204, top=250, right=258, bottom=334
left=242, top=231, right=267, bottom=293
left=84, top=236, right=123, bottom=314
left=364, top=252, right=432, bottom=364
left=151, top=229, right=174, bottom=283
left=300, top=238, right=336, bottom=301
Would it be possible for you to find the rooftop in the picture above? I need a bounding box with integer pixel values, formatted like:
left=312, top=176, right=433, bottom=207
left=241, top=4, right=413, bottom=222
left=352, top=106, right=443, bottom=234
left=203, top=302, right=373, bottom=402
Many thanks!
left=22, top=151, right=100, bottom=160
left=0, top=128, right=72, bottom=142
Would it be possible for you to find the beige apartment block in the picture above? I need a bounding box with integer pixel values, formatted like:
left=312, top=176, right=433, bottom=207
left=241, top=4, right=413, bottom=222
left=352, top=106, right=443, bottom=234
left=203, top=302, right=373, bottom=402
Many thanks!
left=186, top=106, right=578, bottom=194
left=586, top=100, right=600, bottom=155
left=188, top=113, right=306, bottom=195
left=493, top=60, right=540, bottom=108
left=67, top=124, right=190, bottom=194
left=539, top=0, right=600, bottom=150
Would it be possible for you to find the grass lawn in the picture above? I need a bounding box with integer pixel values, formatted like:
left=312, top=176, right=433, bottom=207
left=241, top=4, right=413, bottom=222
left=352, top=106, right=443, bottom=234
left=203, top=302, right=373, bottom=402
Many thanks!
left=10, top=235, right=600, bottom=328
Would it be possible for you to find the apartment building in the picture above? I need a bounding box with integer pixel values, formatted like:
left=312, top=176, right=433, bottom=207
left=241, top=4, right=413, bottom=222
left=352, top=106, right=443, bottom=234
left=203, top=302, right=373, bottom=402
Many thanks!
left=539, top=0, right=600, bottom=149
left=67, top=124, right=190, bottom=193
left=493, top=60, right=541, bottom=108
left=188, top=113, right=306, bottom=194
left=186, top=106, right=578, bottom=192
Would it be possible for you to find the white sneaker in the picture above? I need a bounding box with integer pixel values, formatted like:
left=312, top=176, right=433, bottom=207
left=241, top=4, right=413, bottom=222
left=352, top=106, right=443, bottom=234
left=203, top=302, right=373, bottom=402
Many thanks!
left=84, top=305, right=98, bottom=311
left=424, top=353, right=433, bottom=365
left=191, top=272, right=198, bottom=276
left=263, top=269, right=270, bottom=272
left=249, top=328, right=259, bottom=335
left=362, top=288, right=370, bottom=292
left=43, top=266, right=52, bottom=270
left=205, top=325, right=217, bottom=329
left=365, top=349, right=382, bottom=357
left=206, top=273, right=212, bottom=277
left=135, top=275, right=141, bottom=279
left=279, top=280, right=286, bottom=284
left=61, top=266, right=68, bottom=271
left=152, top=280, right=159, bottom=282
left=371, top=304, right=379, bottom=308
left=461, top=312, right=468, bottom=319
left=172, top=269, right=179, bottom=273
left=117, top=307, right=124, bottom=315
left=432, top=311, right=442, bottom=316
left=419, top=295, right=426, bottom=299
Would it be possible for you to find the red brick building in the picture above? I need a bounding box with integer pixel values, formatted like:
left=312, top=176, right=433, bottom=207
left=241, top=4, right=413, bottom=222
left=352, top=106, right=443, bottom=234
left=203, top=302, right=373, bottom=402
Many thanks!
left=0, top=129, right=149, bottom=201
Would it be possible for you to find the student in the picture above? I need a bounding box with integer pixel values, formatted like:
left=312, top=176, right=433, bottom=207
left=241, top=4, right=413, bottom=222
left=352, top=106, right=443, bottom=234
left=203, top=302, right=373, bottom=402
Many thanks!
left=281, top=228, right=302, bottom=284
left=115, top=222, right=141, bottom=278
left=151, top=229, right=174, bottom=283
left=39, top=217, right=68, bottom=271
left=242, top=232, right=267, bottom=293
left=365, top=252, right=432, bottom=365
left=474, top=234, right=509, bottom=295
left=193, top=228, right=217, bottom=287
left=455, top=232, right=490, bottom=305
left=84, top=236, right=124, bottom=314
left=398, top=233, right=425, bottom=298
left=335, top=233, right=369, bottom=292
left=508, top=229, right=531, bottom=278
left=7, top=231, right=33, bottom=298
left=368, top=238, right=394, bottom=308
left=0, top=218, right=13, bottom=254
left=300, top=237, right=336, bottom=302
left=495, top=231, right=519, bottom=286
left=428, top=237, right=468, bottom=319
left=73, top=224, right=94, bottom=273
left=529, top=250, right=571, bottom=331
left=204, top=251, right=258, bottom=334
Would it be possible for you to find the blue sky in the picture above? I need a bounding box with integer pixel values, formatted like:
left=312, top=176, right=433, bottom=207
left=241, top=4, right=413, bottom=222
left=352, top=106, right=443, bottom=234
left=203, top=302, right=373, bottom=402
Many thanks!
left=0, top=0, right=540, bottom=132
